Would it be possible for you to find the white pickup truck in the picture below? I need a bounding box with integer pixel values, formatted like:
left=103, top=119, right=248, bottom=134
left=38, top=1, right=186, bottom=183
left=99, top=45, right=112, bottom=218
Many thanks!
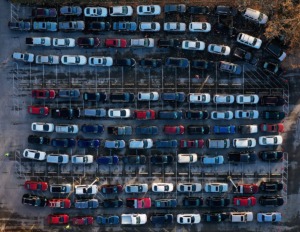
left=121, top=214, right=147, bottom=225
left=26, top=37, right=51, bottom=46
left=129, top=38, right=154, bottom=47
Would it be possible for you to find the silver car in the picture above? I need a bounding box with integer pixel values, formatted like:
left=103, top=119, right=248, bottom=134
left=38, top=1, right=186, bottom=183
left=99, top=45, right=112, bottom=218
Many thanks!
left=35, top=55, right=59, bottom=65
left=46, top=154, right=69, bottom=164
left=104, top=140, right=126, bottom=149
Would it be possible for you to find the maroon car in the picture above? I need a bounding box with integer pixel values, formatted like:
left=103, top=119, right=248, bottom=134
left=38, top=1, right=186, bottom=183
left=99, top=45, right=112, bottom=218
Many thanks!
left=72, top=216, right=93, bottom=225
left=32, top=89, right=55, bottom=99
left=180, top=139, right=205, bottom=148
left=100, top=184, right=123, bottom=194
left=163, top=125, right=184, bottom=135
left=77, top=37, right=100, bottom=48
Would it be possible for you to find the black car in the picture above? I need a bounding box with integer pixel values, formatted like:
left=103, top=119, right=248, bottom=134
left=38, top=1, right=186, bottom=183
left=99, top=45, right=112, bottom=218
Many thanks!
left=259, top=151, right=283, bottom=162
left=206, top=197, right=230, bottom=207
left=265, top=41, right=287, bottom=62
left=185, top=110, right=209, bottom=119
left=136, top=126, right=158, bottom=135
left=262, top=111, right=285, bottom=120
left=233, top=47, right=258, bottom=65
left=150, top=214, right=173, bottom=224
left=191, top=60, right=214, bottom=70
left=214, top=5, right=237, bottom=16
left=28, top=135, right=50, bottom=145
left=213, top=22, right=237, bottom=37
left=164, top=4, right=186, bottom=13
left=165, top=57, right=189, bottom=68
left=51, top=138, right=76, bottom=148
left=150, top=155, right=173, bottom=164
left=139, top=59, right=162, bottom=68
left=51, top=108, right=80, bottom=119
left=77, top=37, right=100, bottom=48
left=260, top=96, right=285, bottom=106
left=102, top=198, right=123, bottom=208
left=123, top=155, right=147, bottom=164
left=22, top=194, right=47, bottom=207
left=8, top=21, right=31, bottom=31
left=188, top=6, right=209, bottom=14
left=83, top=92, right=107, bottom=102
left=88, top=22, right=110, bottom=31
left=228, top=151, right=256, bottom=163
left=110, top=92, right=135, bottom=103
left=157, top=39, right=182, bottom=48
left=263, top=61, right=279, bottom=74
left=202, top=212, right=227, bottom=222
left=113, top=58, right=136, bottom=67
left=259, top=195, right=284, bottom=206
left=187, top=125, right=210, bottom=134
left=182, top=197, right=204, bottom=207
left=77, top=139, right=100, bottom=148
left=158, top=110, right=183, bottom=119
left=259, top=181, right=283, bottom=192
left=81, top=124, right=104, bottom=134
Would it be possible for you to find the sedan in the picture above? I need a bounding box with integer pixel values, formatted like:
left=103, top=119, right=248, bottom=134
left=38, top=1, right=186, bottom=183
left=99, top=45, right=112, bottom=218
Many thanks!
left=125, top=184, right=148, bottom=193
left=96, top=215, right=119, bottom=225
left=136, top=126, right=158, bottom=135
left=235, top=184, right=259, bottom=194
left=235, top=110, right=259, bottom=119
left=233, top=138, right=256, bottom=148
left=164, top=22, right=186, bottom=32
left=206, top=197, right=230, bottom=207
left=134, top=109, right=155, bottom=120
left=104, top=140, right=125, bottom=149
left=48, top=198, right=71, bottom=208
left=211, top=111, right=233, bottom=120
left=61, top=55, right=87, bottom=65
left=77, top=37, right=100, bottom=48
left=259, top=150, right=283, bottom=162
left=139, top=58, right=162, bottom=67
left=32, top=89, right=55, bottom=99
left=204, top=183, right=228, bottom=193
left=28, top=106, right=49, bottom=116
left=88, top=56, right=113, bottom=66
left=177, top=153, right=198, bottom=163
left=83, top=92, right=107, bottom=102
left=233, top=196, right=256, bottom=206
left=109, top=6, right=133, bottom=16
left=46, top=154, right=69, bottom=164
left=105, top=38, right=127, bottom=48
left=60, top=6, right=82, bottom=16
left=152, top=183, right=173, bottom=192
left=259, top=136, right=283, bottom=145
left=182, top=197, right=204, bottom=207
left=123, top=155, right=146, bottom=164
left=78, top=139, right=100, bottom=148
left=177, top=214, right=201, bottom=224
left=154, top=199, right=177, bottom=208
left=35, top=55, right=59, bottom=65
left=12, top=52, right=34, bottom=62
left=139, top=22, right=160, bottom=32
left=202, top=213, right=227, bottom=222
left=97, top=155, right=119, bottom=165
left=72, top=216, right=94, bottom=225
left=24, top=181, right=48, bottom=191
left=108, top=109, right=131, bottom=118
left=81, top=124, right=104, bottom=134
left=137, top=5, right=161, bottom=15
left=88, top=21, right=110, bottom=31
left=188, top=93, right=210, bottom=103
left=236, top=94, right=259, bottom=104
left=177, top=183, right=201, bottom=192
left=260, top=96, right=285, bottom=106
left=102, top=198, right=123, bottom=208
left=257, top=212, right=282, bottom=222
left=58, top=89, right=80, bottom=98
left=182, top=40, right=205, bottom=50
left=213, top=94, right=234, bottom=104
left=126, top=198, right=152, bottom=209
left=263, top=111, right=285, bottom=120
left=150, top=155, right=173, bottom=164
left=180, top=139, right=205, bottom=148
left=84, top=7, right=107, bottom=17
left=48, top=214, right=69, bottom=225
left=71, top=155, right=93, bottom=164
left=52, top=38, right=75, bottom=47
left=138, top=92, right=159, bottom=101
left=22, top=194, right=47, bottom=207
left=259, top=195, right=284, bottom=206
left=31, top=122, right=54, bottom=132
left=165, top=57, right=189, bottom=68
left=100, top=184, right=123, bottom=194
left=163, top=125, right=184, bottom=134
left=260, top=123, right=284, bottom=133
left=185, top=110, right=209, bottom=119
left=259, top=181, right=283, bottom=192
left=51, top=138, right=76, bottom=148
left=23, top=149, right=46, bottom=161
left=189, top=22, right=211, bottom=32
left=208, top=44, right=230, bottom=55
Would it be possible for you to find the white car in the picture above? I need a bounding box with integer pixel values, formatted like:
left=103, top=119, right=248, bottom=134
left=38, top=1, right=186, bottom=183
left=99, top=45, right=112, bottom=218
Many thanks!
left=208, top=44, right=230, bottom=56
left=125, top=184, right=148, bottom=193
left=88, top=56, right=113, bottom=66
left=108, top=109, right=131, bottom=118
left=137, top=92, right=159, bottom=101
left=84, top=7, right=107, bottom=17
left=177, top=214, right=201, bottom=224
left=139, top=22, right=160, bottom=31
left=71, top=155, right=94, bottom=164
left=129, top=139, right=153, bottom=149
left=236, top=94, right=259, bottom=104
left=259, top=135, right=283, bottom=145
left=52, top=38, right=75, bottom=47
left=152, top=183, right=173, bottom=192
left=55, top=124, right=79, bottom=134
left=204, top=183, right=228, bottom=193
left=177, top=183, right=201, bottom=192
left=243, top=8, right=268, bottom=24
left=237, top=33, right=262, bottom=49
left=257, top=212, right=281, bottom=222
left=211, top=111, right=234, bottom=120
left=46, top=154, right=69, bottom=163
left=182, top=40, right=205, bottom=50
left=61, top=55, right=87, bottom=65
left=109, top=6, right=133, bottom=16
left=235, top=110, right=259, bottom=119
left=31, top=122, right=55, bottom=132
left=189, top=22, right=211, bottom=32
left=137, top=5, right=161, bottom=15
left=177, top=153, right=197, bottom=163
left=26, top=37, right=51, bottom=46
left=35, top=55, right=60, bottom=65
left=233, top=138, right=256, bottom=148
left=230, top=212, right=253, bottom=222
left=23, top=149, right=46, bottom=161
left=164, top=22, right=186, bottom=32
left=75, top=185, right=98, bottom=195
left=188, top=93, right=210, bottom=103
left=213, top=94, right=234, bottom=104
left=12, top=52, right=34, bottom=63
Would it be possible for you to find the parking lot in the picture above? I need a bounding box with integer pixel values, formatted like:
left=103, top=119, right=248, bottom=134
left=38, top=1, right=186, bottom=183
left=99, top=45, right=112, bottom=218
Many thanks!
left=0, top=0, right=296, bottom=231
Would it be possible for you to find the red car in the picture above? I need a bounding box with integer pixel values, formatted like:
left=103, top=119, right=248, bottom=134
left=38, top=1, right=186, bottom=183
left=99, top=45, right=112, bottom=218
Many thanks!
left=233, top=196, right=256, bottom=206
left=48, top=199, right=71, bottom=209
left=126, top=197, right=151, bottom=209
left=236, top=184, right=259, bottom=194
left=260, top=123, right=284, bottom=133
left=105, top=38, right=127, bottom=48
left=47, top=214, right=69, bottom=225
left=72, top=216, right=94, bottom=225
left=163, top=125, right=185, bottom=135
left=134, top=110, right=155, bottom=120
left=32, top=89, right=55, bottom=99
left=180, top=139, right=205, bottom=148
left=24, top=180, right=48, bottom=191
left=28, top=105, right=49, bottom=116
left=100, top=184, right=123, bottom=194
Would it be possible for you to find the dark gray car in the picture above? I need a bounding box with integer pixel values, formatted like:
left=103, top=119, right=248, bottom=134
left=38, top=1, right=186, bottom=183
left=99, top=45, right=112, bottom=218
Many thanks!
left=58, top=89, right=80, bottom=98
left=60, top=6, right=82, bottom=16
left=161, top=92, right=185, bottom=102
left=59, top=21, right=85, bottom=31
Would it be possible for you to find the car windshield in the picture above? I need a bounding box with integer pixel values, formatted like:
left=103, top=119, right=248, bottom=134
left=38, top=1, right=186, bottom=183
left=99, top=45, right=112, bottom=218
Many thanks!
left=122, top=6, right=128, bottom=14
left=274, top=137, right=278, bottom=143
left=75, top=57, right=80, bottom=63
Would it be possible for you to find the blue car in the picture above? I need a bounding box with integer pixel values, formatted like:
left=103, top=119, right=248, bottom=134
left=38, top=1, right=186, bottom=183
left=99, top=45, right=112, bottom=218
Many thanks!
left=51, top=138, right=76, bottom=147
left=96, top=215, right=120, bottom=225
left=213, top=125, right=236, bottom=134
left=136, top=126, right=158, bottom=135
left=150, top=214, right=173, bottom=224
left=77, top=139, right=101, bottom=148
left=155, top=199, right=177, bottom=208
left=97, top=155, right=119, bottom=165
left=156, top=140, right=178, bottom=148
left=81, top=124, right=104, bottom=134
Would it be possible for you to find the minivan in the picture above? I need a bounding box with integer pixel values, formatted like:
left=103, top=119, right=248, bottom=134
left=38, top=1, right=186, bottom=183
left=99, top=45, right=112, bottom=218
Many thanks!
left=161, top=92, right=185, bottom=102
left=83, top=108, right=106, bottom=118
left=158, top=110, right=183, bottom=119
left=242, top=8, right=268, bottom=24
left=206, top=139, right=230, bottom=148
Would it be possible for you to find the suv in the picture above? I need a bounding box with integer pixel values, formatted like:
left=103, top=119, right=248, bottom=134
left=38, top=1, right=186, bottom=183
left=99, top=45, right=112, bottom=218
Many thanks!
left=206, top=139, right=230, bottom=148
left=219, top=61, right=242, bottom=74
left=259, top=181, right=283, bottom=192
left=164, top=4, right=186, bottom=13
left=156, top=140, right=178, bottom=148
left=161, top=92, right=185, bottom=102
left=150, top=214, right=173, bottom=224
left=158, top=110, right=183, bottom=119
left=59, top=21, right=84, bottom=31
left=110, top=92, right=135, bottom=103
left=265, top=41, right=286, bottom=61
left=185, top=110, right=209, bottom=120
left=50, top=184, right=72, bottom=194
left=123, top=155, right=147, bottom=164
left=51, top=108, right=80, bottom=119
left=228, top=151, right=256, bottom=162
left=188, top=6, right=209, bottom=14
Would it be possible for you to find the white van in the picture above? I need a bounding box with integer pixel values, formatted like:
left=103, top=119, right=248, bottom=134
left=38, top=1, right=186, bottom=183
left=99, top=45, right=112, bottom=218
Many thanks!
left=243, top=8, right=268, bottom=24
left=230, top=212, right=253, bottom=222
